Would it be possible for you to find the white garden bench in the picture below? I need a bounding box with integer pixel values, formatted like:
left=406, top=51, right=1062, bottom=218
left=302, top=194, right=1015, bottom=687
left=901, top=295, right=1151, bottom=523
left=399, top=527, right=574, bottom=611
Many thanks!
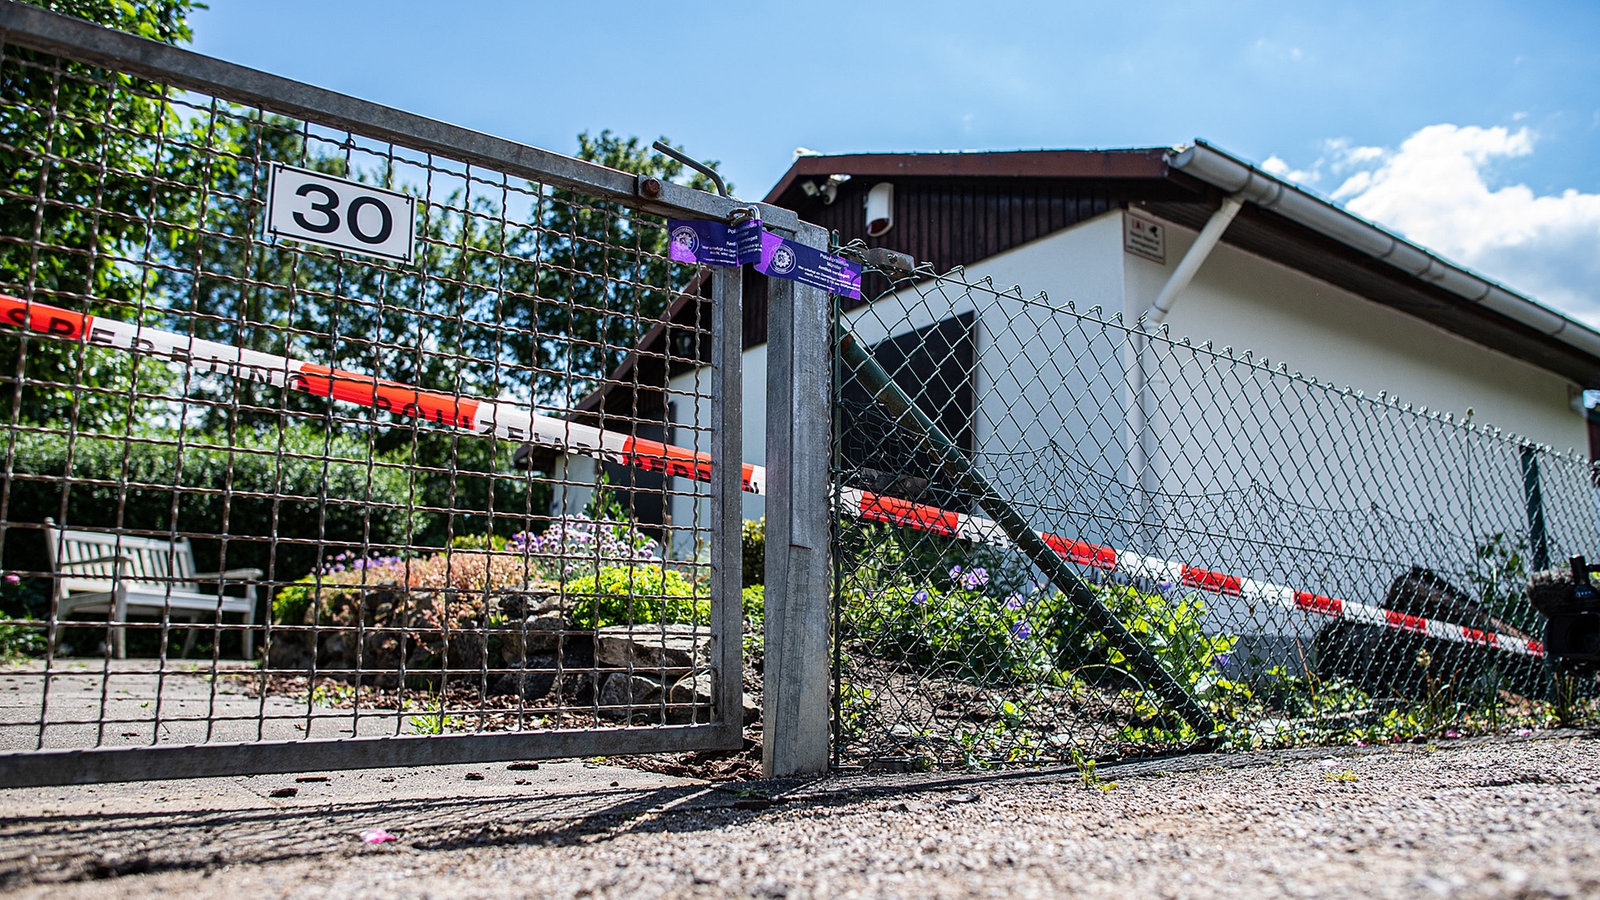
left=43, top=519, right=261, bottom=659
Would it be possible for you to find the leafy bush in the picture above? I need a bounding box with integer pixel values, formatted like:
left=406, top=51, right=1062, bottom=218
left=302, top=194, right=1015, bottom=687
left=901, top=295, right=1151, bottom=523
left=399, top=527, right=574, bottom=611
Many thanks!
left=511, top=514, right=662, bottom=582
left=740, top=584, right=765, bottom=657
left=845, top=563, right=1064, bottom=686
left=564, top=564, right=706, bottom=630
left=742, top=517, right=765, bottom=587
left=741, top=584, right=765, bottom=621
left=1469, top=532, right=1538, bottom=635
left=1058, top=583, right=1237, bottom=697
left=0, top=572, right=49, bottom=661
left=4, top=428, right=419, bottom=583
left=271, top=549, right=544, bottom=628
left=0, top=620, right=44, bottom=661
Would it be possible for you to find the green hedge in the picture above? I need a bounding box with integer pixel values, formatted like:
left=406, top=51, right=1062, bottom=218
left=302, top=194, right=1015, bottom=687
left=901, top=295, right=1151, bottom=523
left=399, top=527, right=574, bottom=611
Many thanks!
left=2, top=428, right=420, bottom=584
left=565, top=564, right=706, bottom=630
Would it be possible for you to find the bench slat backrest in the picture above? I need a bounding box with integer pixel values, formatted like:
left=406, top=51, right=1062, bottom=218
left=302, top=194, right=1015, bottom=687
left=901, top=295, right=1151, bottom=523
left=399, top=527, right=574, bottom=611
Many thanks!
left=43, top=520, right=199, bottom=599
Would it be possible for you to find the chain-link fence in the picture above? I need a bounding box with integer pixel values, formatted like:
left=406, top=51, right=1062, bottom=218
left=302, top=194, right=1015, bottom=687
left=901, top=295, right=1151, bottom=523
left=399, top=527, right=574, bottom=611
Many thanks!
left=0, top=4, right=749, bottom=784
left=832, top=260, right=1600, bottom=771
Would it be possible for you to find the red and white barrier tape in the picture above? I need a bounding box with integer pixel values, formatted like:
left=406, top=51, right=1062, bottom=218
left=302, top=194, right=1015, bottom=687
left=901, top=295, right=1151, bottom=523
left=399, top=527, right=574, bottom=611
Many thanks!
left=0, top=293, right=1543, bottom=659
left=0, top=294, right=762, bottom=494
left=843, top=488, right=1543, bottom=659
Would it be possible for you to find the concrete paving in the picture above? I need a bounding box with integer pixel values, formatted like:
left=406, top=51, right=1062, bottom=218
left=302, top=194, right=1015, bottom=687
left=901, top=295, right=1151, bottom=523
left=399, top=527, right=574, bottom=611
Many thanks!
left=0, top=660, right=721, bottom=886
left=0, top=659, right=442, bottom=750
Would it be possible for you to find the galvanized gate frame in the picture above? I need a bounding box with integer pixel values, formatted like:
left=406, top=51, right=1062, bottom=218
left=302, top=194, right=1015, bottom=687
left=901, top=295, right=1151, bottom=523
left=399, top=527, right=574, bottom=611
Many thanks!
left=0, top=1, right=818, bottom=785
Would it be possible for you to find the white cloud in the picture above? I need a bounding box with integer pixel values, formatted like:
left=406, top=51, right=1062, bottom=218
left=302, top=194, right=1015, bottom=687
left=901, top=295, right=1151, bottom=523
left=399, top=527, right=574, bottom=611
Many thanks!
left=1262, top=155, right=1315, bottom=185
left=1318, top=124, right=1600, bottom=325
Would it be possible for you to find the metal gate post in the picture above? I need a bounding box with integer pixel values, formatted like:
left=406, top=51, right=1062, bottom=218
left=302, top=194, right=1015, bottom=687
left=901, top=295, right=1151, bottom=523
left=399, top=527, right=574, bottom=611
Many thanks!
left=710, top=264, right=747, bottom=750
left=762, top=224, right=834, bottom=777
left=1521, top=444, right=1551, bottom=572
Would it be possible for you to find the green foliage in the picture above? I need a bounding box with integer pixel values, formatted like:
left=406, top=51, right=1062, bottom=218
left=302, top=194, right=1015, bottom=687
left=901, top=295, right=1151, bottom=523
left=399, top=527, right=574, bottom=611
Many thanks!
left=452, top=130, right=728, bottom=403
left=22, top=0, right=197, bottom=42
left=742, top=517, right=765, bottom=587
left=4, top=427, right=419, bottom=582
left=1469, top=532, right=1538, bottom=635
left=951, top=696, right=1046, bottom=767
left=1, top=0, right=200, bottom=429
left=0, top=620, right=46, bottom=661
left=740, top=584, right=765, bottom=657
left=450, top=533, right=510, bottom=552
left=1066, top=583, right=1238, bottom=697
left=564, top=564, right=706, bottom=630
left=740, top=584, right=765, bottom=621
left=0, top=574, right=49, bottom=661
left=1069, top=747, right=1117, bottom=791
left=406, top=693, right=461, bottom=735
left=844, top=568, right=1064, bottom=687
left=836, top=680, right=877, bottom=739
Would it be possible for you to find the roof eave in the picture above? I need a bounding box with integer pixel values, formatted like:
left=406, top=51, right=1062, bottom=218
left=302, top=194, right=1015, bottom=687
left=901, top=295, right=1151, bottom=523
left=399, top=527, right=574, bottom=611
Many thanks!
left=766, top=148, right=1172, bottom=205
left=1168, top=140, right=1600, bottom=372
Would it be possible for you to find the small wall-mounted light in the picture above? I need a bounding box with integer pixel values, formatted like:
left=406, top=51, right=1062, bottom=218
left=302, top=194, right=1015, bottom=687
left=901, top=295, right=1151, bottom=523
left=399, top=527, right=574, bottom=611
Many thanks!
left=865, top=182, right=894, bottom=237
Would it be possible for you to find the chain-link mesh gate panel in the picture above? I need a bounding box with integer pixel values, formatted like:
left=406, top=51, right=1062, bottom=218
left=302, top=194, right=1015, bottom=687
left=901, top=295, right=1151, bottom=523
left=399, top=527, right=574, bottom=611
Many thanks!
left=832, top=261, right=1600, bottom=771
left=0, top=6, right=744, bottom=784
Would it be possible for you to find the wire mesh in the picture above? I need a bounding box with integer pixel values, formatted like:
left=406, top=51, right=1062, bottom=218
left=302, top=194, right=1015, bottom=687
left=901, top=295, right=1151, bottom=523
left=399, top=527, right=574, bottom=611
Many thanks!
left=831, top=261, right=1600, bottom=772
left=0, top=18, right=739, bottom=776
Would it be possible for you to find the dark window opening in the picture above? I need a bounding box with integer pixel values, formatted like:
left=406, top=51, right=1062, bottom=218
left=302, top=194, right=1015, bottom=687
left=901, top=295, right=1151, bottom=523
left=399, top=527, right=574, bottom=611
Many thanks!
left=838, top=312, right=977, bottom=509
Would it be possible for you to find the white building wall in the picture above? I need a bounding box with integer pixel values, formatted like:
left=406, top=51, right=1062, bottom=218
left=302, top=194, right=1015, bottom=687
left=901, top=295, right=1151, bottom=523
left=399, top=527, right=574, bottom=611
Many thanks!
left=1120, top=210, right=1595, bottom=648
left=1131, top=215, right=1586, bottom=453
left=661, top=342, right=769, bottom=559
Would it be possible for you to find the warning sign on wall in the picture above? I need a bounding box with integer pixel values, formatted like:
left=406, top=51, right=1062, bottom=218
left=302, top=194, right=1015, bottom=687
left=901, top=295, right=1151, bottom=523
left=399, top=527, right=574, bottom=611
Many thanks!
left=1123, top=210, right=1166, bottom=264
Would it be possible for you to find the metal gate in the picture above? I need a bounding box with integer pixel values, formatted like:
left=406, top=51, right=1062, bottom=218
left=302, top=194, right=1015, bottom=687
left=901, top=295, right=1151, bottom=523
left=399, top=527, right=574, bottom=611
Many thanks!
left=0, top=2, right=783, bottom=785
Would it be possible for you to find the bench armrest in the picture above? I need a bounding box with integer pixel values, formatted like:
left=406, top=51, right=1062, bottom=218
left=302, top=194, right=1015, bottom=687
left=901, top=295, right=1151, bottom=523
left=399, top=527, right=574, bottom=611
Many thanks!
left=193, top=568, right=264, bottom=582
left=56, top=554, right=132, bottom=569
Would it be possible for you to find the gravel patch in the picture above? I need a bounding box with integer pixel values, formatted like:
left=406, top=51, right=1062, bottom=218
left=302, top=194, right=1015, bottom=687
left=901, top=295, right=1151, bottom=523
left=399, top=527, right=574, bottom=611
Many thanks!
left=10, top=733, right=1600, bottom=898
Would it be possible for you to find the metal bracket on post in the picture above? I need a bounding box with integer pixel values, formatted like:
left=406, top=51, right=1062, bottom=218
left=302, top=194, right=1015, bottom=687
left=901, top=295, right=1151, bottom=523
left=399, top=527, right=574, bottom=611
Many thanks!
left=762, top=225, right=833, bottom=778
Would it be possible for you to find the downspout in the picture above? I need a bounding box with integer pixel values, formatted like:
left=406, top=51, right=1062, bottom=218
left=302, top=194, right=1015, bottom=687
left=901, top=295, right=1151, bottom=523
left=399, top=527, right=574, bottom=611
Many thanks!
left=1127, top=195, right=1244, bottom=551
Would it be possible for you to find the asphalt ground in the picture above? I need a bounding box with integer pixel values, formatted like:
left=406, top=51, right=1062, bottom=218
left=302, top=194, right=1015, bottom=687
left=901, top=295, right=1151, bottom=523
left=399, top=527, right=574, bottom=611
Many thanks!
left=2, top=730, right=1598, bottom=898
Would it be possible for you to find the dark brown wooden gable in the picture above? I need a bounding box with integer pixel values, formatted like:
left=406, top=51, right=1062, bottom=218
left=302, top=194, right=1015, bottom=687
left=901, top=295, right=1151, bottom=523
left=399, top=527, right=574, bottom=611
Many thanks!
left=781, top=177, right=1193, bottom=311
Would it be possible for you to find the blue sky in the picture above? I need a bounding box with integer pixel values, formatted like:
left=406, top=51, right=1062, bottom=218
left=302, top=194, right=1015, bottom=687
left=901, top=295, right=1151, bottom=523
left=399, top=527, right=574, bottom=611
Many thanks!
left=189, top=1, right=1600, bottom=322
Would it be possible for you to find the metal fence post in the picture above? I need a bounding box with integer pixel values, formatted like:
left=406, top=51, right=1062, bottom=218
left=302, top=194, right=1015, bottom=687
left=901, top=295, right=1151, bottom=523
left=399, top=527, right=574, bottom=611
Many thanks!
left=1521, top=444, right=1551, bottom=572
left=762, top=224, right=833, bottom=777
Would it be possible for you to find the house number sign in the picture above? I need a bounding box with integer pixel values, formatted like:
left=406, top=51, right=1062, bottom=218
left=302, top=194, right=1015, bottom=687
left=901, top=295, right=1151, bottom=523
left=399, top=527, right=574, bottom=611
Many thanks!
left=266, top=164, right=416, bottom=263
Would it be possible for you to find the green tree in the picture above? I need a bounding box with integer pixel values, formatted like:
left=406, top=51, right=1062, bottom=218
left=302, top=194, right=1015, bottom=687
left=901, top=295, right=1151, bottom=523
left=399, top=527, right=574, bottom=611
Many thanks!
left=5, top=3, right=726, bottom=548
left=151, top=126, right=726, bottom=545
left=484, top=130, right=727, bottom=405
left=0, top=0, right=200, bottom=428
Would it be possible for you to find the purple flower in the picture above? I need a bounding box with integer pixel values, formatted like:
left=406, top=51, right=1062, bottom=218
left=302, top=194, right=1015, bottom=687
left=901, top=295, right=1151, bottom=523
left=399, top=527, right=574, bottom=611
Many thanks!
left=1009, top=621, right=1032, bottom=640
left=959, top=567, right=989, bottom=590
left=911, top=590, right=929, bottom=605
left=948, top=565, right=963, bottom=580
left=3, top=573, right=18, bottom=585
left=1003, top=593, right=1023, bottom=610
